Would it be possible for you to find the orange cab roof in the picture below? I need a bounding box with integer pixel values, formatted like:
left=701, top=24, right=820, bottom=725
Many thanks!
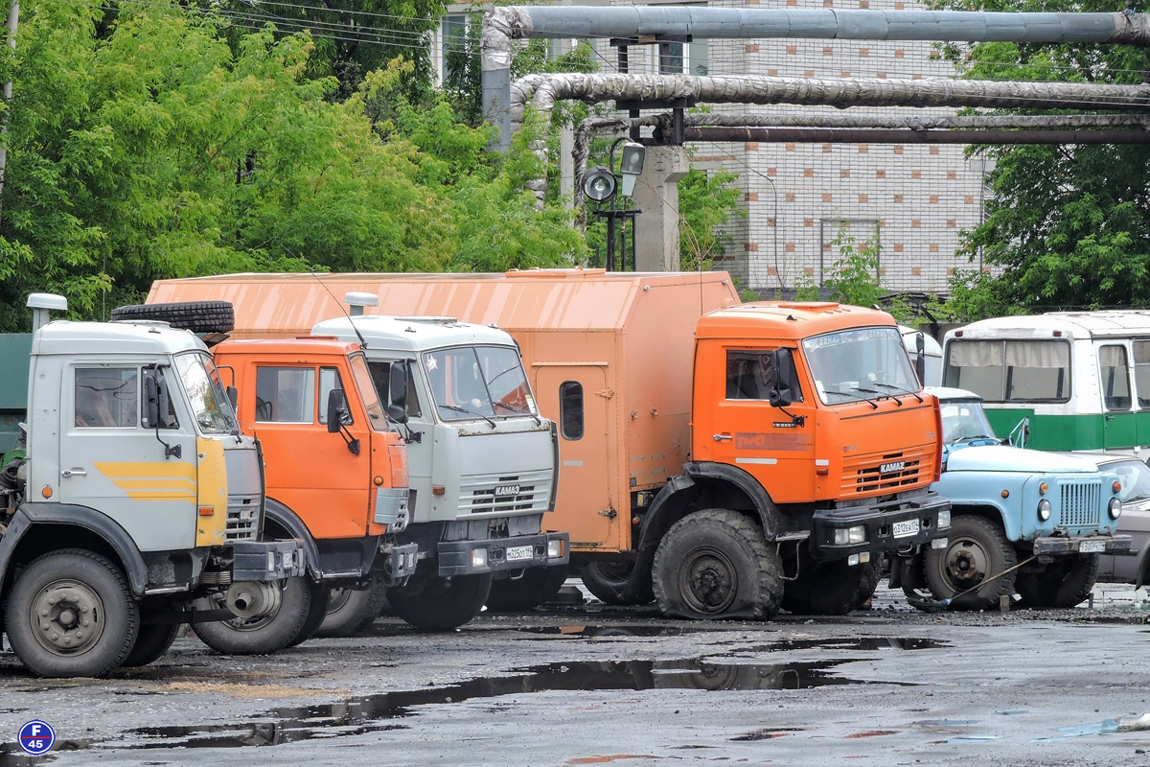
left=213, top=336, right=362, bottom=356
left=697, top=301, right=897, bottom=340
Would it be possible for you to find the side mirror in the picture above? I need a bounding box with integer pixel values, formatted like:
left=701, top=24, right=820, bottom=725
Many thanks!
left=226, top=385, right=238, bottom=409
left=767, top=348, right=798, bottom=408
left=144, top=372, right=160, bottom=428
left=326, top=389, right=349, bottom=434
left=914, top=332, right=927, bottom=386
left=390, top=362, right=408, bottom=409
left=143, top=368, right=170, bottom=428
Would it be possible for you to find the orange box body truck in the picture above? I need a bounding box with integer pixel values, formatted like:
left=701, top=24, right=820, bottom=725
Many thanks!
left=149, top=270, right=951, bottom=619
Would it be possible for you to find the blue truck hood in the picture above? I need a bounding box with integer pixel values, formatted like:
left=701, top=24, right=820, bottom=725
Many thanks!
left=944, top=444, right=1100, bottom=474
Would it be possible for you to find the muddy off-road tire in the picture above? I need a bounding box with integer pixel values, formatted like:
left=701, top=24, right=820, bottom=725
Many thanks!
left=652, top=508, right=784, bottom=621
left=111, top=301, right=235, bottom=334
left=122, top=622, right=181, bottom=668
left=780, top=546, right=881, bottom=616
left=924, top=515, right=1017, bottom=611
left=5, top=549, right=140, bottom=678
left=316, top=572, right=389, bottom=638
left=1015, top=554, right=1100, bottom=609
left=387, top=571, right=492, bottom=630
left=486, top=565, right=570, bottom=612
left=580, top=561, right=655, bottom=606
left=192, top=575, right=314, bottom=655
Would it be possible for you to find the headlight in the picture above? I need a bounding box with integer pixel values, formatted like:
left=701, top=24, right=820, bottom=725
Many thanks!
left=1037, top=498, right=1052, bottom=522
left=937, top=509, right=951, bottom=529
left=1109, top=497, right=1123, bottom=520
left=833, top=526, right=867, bottom=545
left=547, top=538, right=565, bottom=558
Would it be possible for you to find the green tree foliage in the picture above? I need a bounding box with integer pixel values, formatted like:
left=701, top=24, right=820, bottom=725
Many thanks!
left=206, top=0, right=446, bottom=98
left=931, top=0, right=1150, bottom=318
left=678, top=167, right=742, bottom=271
left=0, top=1, right=584, bottom=330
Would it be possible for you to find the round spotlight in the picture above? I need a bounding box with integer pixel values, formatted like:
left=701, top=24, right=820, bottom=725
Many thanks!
left=582, top=166, right=617, bottom=203
left=1037, top=498, right=1052, bottom=522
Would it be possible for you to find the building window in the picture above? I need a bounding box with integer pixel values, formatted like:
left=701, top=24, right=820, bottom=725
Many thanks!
left=559, top=381, right=584, bottom=440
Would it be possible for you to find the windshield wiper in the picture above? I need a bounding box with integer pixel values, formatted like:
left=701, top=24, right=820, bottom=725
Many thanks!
left=871, top=382, right=925, bottom=404
left=847, top=386, right=882, bottom=409
left=492, top=400, right=542, bottom=424
left=439, top=404, right=496, bottom=428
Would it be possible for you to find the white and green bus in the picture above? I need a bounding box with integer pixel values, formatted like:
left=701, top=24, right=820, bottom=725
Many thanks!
left=942, top=311, right=1150, bottom=454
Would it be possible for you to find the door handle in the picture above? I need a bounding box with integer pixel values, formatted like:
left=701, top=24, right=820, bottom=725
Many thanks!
left=61, top=468, right=87, bottom=478
left=713, top=434, right=733, bottom=442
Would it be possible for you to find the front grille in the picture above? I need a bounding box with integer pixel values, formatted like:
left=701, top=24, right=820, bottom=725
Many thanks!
left=460, top=469, right=553, bottom=516
left=1059, top=480, right=1102, bottom=528
left=226, top=494, right=260, bottom=541
left=842, top=446, right=933, bottom=495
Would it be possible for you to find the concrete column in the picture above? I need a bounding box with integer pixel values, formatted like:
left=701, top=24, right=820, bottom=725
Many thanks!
left=632, top=145, right=689, bottom=272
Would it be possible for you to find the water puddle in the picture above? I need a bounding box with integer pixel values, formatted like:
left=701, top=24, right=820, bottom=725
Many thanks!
left=22, top=658, right=886, bottom=754
left=749, top=637, right=949, bottom=652
left=514, top=625, right=695, bottom=638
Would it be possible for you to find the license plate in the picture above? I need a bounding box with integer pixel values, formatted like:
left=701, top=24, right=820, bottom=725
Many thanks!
left=892, top=519, right=920, bottom=538
left=1080, top=539, right=1106, bottom=553
left=506, top=545, right=534, bottom=562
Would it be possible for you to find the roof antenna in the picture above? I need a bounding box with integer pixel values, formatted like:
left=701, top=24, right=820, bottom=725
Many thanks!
left=308, top=271, right=371, bottom=349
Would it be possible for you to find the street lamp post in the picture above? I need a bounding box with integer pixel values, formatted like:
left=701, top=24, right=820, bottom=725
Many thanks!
left=581, top=139, right=645, bottom=271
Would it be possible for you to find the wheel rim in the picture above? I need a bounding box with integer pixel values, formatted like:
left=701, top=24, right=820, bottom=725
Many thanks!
left=326, top=587, right=353, bottom=616
left=217, top=584, right=283, bottom=632
left=939, top=536, right=992, bottom=593
left=29, top=578, right=106, bottom=657
left=678, top=546, right=738, bottom=614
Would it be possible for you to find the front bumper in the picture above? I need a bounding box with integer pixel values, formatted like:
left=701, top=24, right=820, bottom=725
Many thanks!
left=232, top=538, right=307, bottom=582
left=812, top=491, right=952, bottom=561
left=437, top=532, right=570, bottom=577
left=378, top=540, right=420, bottom=580
left=1034, top=534, right=1133, bottom=556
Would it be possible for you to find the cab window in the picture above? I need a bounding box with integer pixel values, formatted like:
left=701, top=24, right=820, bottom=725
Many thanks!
left=255, top=367, right=316, bottom=423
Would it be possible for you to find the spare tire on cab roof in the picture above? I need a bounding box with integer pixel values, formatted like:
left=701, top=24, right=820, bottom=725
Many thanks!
left=110, top=301, right=235, bottom=334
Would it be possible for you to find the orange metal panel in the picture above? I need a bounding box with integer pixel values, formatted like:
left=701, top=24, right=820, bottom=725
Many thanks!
left=150, top=270, right=740, bottom=554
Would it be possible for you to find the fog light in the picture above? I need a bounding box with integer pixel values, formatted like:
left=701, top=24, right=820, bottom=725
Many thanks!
left=547, top=539, right=565, bottom=558
left=1109, top=497, right=1122, bottom=520
left=1037, top=498, right=1052, bottom=522
left=931, top=537, right=949, bottom=549
left=471, top=548, right=488, bottom=568
left=833, top=526, right=867, bottom=545
left=847, top=553, right=860, bottom=566
left=937, top=509, right=951, bottom=529
left=266, top=552, right=276, bottom=572
left=858, top=551, right=871, bottom=564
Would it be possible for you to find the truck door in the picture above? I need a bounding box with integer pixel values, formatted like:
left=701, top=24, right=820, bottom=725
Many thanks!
left=1099, top=344, right=1138, bottom=449
left=59, top=365, right=197, bottom=551
left=533, top=365, right=617, bottom=549
left=253, top=364, right=373, bottom=538
left=703, top=349, right=816, bottom=505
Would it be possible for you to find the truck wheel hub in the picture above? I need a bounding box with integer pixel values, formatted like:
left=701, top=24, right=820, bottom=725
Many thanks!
left=31, top=580, right=104, bottom=655
left=682, top=547, right=737, bottom=613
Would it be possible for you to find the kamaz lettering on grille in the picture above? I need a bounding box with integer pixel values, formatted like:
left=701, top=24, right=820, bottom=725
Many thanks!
left=880, top=461, right=906, bottom=474
left=495, top=484, right=521, bottom=497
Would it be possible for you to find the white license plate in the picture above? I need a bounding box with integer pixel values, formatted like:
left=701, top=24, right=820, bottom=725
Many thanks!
left=506, top=545, right=534, bottom=562
left=892, top=519, right=920, bottom=538
left=1080, top=540, right=1106, bottom=553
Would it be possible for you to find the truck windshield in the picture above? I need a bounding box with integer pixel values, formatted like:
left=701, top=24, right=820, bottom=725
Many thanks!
left=349, top=353, right=389, bottom=429
left=422, top=345, right=537, bottom=422
left=802, top=326, right=920, bottom=406
left=939, top=399, right=997, bottom=444
left=174, top=353, right=237, bottom=435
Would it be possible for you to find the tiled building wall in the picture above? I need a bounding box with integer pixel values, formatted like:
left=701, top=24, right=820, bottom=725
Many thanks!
left=595, top=0, right=991, bottom=295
